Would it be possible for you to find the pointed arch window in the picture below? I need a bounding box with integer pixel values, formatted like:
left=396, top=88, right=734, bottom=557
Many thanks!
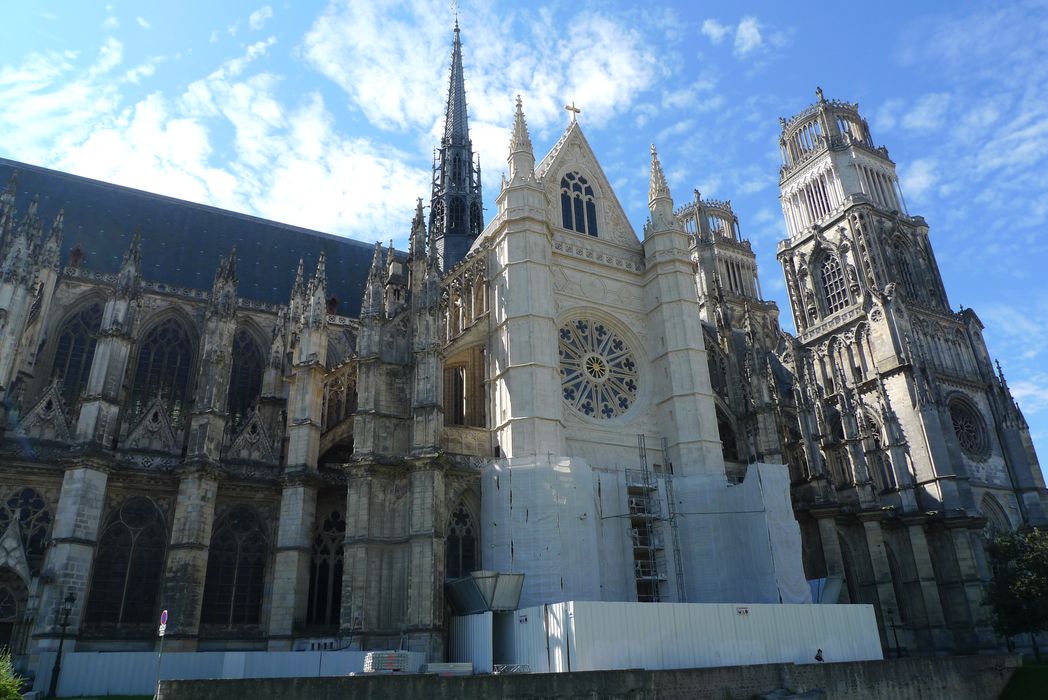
left=227, top=330, right=264, bottom=431
left=129, top=318, right=194, bottom=428
left=0, top=489, right=52, bottom=574
left=0, top=490, right=51, bottom=578
left=49, top=303, right=103, bottom=407
left=470, top=201, right=482, bottom=237
left=307, top=509, right=345, bottom=627
left=819, top=255, right=850, bottom=314
left=449, top=197, right=465, bottom=232
left=560, top=172, right=599, bottom=236
left=0, top=570, right=27, bottom=654
left=84, top=497, right=166, bottom=627
left=893, top=239, right=920, bottom=302
left=716, top=407, right=739, bottom=462
left=202, top=505, right=268, bottom=627
left=445, top=503, right=478, bottom=580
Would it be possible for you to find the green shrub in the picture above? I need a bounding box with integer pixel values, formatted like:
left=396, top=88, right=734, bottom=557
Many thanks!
left=0, top=650, right=23, bottom=700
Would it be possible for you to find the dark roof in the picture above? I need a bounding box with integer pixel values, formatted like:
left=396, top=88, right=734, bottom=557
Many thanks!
left=0, top=157, right=382, bottom=315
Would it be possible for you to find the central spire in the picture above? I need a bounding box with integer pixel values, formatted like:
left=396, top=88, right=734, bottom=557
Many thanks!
left=428, top=19, right=483, bottom=272
left=443, top=19, right=468, bottom=147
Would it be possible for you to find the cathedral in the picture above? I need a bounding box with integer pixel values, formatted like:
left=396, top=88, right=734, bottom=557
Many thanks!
left=0, top=21, right=1045, bottom=679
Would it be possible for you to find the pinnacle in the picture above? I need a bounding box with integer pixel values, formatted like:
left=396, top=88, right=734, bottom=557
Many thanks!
left=510, top=94, right=533, bottom=156
left=648, top=144, right=671, bottom=204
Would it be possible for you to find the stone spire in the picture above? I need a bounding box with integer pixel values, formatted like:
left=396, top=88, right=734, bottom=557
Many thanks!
left=428, top=19, right=484, bottom=271
left=443, top=19, right=468, bottom=148
left=41, top=209, right=64, bottom=270
left=361, top=242, right=385, bottom=318
left=409, top=197, right=427, bottom=261
left=649, top=144, right=671, bottom=204
left=305, top=253, right=327, bottom=329
left=508, top=95, right=535, bottom=183
left=209, top=248, right=238, bottom=319
left=647, top=144, right=674, bottom=232
left=114, top=230, right=143, bottom=300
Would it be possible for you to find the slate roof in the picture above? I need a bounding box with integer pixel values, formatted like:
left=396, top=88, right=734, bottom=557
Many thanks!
left=0, top=157, right=383, bottom=315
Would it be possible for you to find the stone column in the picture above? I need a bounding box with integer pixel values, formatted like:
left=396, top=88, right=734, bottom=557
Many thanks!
left=859, top=512, right=901, bottom=649
left=811, top=508, right=848, bottom=602
left=902, top=516, right=950, bottom=652
left=948, top=520, right=997, bottom=650
left=31, top=462, right=108, bottom=653
left=158, top=465, right=218, bottom=651
left=405, top=465, right=446, bottom=658
left=267, top=474, right=318, bottom=650
left=341, top=466, right=372, bottom=645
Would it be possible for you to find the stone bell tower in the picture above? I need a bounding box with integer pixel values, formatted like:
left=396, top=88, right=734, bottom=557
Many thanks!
left=776, top=89, right=1046, bottom=654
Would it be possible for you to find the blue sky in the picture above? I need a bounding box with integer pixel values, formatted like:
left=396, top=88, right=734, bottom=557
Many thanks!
left=2, top=1, right=1048, bottom=477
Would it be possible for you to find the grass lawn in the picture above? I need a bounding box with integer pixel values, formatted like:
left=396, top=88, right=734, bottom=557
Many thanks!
left=1000, top=662, right=1048, bottom=699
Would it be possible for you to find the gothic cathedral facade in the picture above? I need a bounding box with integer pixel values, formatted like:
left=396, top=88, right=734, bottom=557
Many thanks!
left=0, top=25, right=1044, bottom=678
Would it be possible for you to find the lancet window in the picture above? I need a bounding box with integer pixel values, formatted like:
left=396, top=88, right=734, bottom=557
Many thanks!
left=560, top=172, right=599, bottom=236
left=85, top=498, right=166, bottom=627
left=0, top=489, right=52, bottom=573
left=0, top=571, right=27, bottom=654
left=307, top=509, right=345, bottom=627
left=202, top=505, right=268, bottom=627
left=128, top=318, right=194, bottom=427
left=819, top=256, right=850, bottom=314
left=49, top=303, right=103, bottom=407
left=227, top=330, right=265, bottom=431
left=445, top=503, right=478, bottom=580
left=449, top=197, right=465, bottom=231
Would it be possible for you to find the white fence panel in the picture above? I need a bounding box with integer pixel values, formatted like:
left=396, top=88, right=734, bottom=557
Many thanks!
left=36, top=648, right=417, bottom=697
left=450, top=612, right=492, bottom=673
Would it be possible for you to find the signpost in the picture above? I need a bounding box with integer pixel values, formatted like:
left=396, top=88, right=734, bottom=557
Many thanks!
left=154, top=609, right=167, bottom=699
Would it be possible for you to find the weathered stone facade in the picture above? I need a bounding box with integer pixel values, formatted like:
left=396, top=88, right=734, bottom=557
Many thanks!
left=0, top=25, right=1045, bottom=689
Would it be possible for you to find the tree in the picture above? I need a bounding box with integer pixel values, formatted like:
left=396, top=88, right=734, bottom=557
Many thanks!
left=0, top=650, right=23, bottom=700
left=984, top=527, right=1048, bottom=661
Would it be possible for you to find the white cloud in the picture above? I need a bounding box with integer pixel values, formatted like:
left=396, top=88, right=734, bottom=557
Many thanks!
left=900, top=158, right=938, bottom=199
left=734, top=17, right=763, bottom=56
left=136, top=17, right=152, bottom=30
left=301, top=0, right=659, bottom=177
left=874, top=98, right=904, bottom=132
left=0, top=34, right=430, bottom=244
left=701, top=19, right=730, bottom=44
left=102, top=16, right=118, bottom=29
left=249, top=6, right=274, bottom=31
left=124, top=62, right=156, bottom=84
left=901, top=92, right=950, bottom=131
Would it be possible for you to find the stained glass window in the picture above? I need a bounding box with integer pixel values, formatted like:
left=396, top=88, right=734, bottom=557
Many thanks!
left=129, top=318, right=194, bottom=427
left=201, top=505, right=268, bottom=627
left=50, top=303, right=103, bottom=407
left=85, top=497, right=166, bottom=626
left=559, top=172, right=599, bottom=236
left=445, top=503, right=477, bottom=580
left=2, top=489, right=51, bottom=573
left=227, top=330, right=264, bottom=431
left=949, top=398, right=989, bottom=458
left=820, top=256, right=850, bottom=314
left=559, top=319, right=638, bottom=419
left=307, top=509, right=345, bottom=627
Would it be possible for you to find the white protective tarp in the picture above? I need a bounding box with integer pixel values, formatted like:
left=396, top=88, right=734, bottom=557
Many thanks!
left=481, top=457, right=602, bottom=608
left=755, top=463, right=814, bottom=603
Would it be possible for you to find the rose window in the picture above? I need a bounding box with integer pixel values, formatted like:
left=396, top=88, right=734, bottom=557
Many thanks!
left=559, top=319, right=638, bottom=419
left=949, top=398, right=989, bottom=459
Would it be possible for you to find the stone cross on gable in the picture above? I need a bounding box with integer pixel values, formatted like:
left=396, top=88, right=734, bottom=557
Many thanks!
left=565, top=101, right=581, bottom=123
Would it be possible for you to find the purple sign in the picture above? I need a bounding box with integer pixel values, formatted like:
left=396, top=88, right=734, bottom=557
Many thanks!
left=160, top=609, right=168, bottom=625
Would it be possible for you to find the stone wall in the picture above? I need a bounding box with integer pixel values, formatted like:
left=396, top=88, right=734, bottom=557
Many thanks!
left=158, top=653, right=1019, bottom=700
